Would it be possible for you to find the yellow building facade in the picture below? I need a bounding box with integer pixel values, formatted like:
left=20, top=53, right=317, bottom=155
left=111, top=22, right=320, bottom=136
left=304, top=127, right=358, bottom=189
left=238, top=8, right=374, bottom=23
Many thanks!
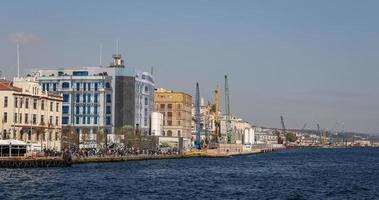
left=154, top=88, right=192, bottom=139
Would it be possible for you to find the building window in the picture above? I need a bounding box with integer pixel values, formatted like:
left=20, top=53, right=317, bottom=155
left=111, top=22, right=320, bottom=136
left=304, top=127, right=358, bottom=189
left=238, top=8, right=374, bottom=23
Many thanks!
left=63, top=94, right=69, bottom=102
left=76, top=117, right=79, bottom=124
left=50, top=116, right=53, bottom=125
left=74, top=106, right=79, bottom=115
left=4, top=96, right=8, bottom=107
left=167, top=104, right=172, bottom=110
left=144, top=97, right=148, bottom=106
left=94, top=106, right=98, bottom=114
left=53, top=83, right=57, bottom=91
left=33, top=114, right=37, bottom=125
left=106, top=94, right=111, bottom=103
left=87, top=105, right=90, bottom=114
left=62, top=117, right=69, bottom=125
left=106, top=106, right=111, bottom=114
left=82, top=116, right=85, bottom=124
left=83, top=82, right=86, bottom=91
left=106, top=117, right=111, bottom=125
left=33, top=99, right=37, bottom=109
left=177, top=120, right=181, bottom=126
left=167, top=112, right=172, bottom=118
left=160, top=104, right=165, bottom=110
left=87, top=116, right=90, bottom=124
left=50, top=102, right=53, bottom=111
left=62, top=106, right=69, bottom=114
left=105, top=82, right=111, bottom=89
left=56, top=103, right=59, bottom=112
left=14, top=97, right=18, bottom=108
left=19, top=114, right=22, bottom=124
left=94, top=117, right=98, bottom=124
left=167, top=121, right=172, bottom=126
left=87, top=83, right=91, bottom=91
left=76, top=82, right=80, bottom=91
left=14, top=113, right=17, bottom=123
left=41, top=100, right=45, bottom=110
left=83, top=94, right=86, bottom=103
left=167, top=130, right=172, bottom=137
left=76, top=94, right=80, bottom=103
left=94, top=83, right=98, bottom=91
left=56, top=116, right=59, bottom=126
left=40, top=115, right=45, bottom=125
left=94, top=94, right=98, bottom=103
left=3, top=112, right=7, bottom=123
left=25, top=98, right=29, bottom=109
left=87, top=94, right=91, bottom=103
left=83, top=106, right=86, bottom=114
left=62, top=82, right=70, bottom=89
left=25, top=114, right=28, bottom=124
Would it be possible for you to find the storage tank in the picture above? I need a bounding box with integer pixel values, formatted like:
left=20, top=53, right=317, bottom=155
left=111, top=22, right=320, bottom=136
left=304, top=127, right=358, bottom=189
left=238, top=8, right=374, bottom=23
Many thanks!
left=151, top=112, right=163, bottom=136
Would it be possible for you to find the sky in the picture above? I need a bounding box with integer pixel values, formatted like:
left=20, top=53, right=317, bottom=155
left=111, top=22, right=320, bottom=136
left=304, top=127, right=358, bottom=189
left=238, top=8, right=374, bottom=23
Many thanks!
left=0, top=0, right=378, bottom=133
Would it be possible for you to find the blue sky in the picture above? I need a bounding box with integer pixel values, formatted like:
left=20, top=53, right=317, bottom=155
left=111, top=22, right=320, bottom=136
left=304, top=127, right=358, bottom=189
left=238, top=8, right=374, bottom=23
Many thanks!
left=0, top=0, right=378, bottom=133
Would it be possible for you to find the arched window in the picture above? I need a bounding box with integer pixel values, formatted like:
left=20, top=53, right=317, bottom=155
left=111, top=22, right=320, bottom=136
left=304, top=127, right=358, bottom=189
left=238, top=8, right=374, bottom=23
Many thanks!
left=167, top=130, right=172, bottom=137
left=145, top=86, right=148, bottom=93
left=62, top=82, right=70, bottom=89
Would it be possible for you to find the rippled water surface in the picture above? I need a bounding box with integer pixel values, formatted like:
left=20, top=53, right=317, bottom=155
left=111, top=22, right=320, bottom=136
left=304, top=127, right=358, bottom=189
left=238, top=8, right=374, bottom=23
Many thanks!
left=1, top=148, right=379, bottom=199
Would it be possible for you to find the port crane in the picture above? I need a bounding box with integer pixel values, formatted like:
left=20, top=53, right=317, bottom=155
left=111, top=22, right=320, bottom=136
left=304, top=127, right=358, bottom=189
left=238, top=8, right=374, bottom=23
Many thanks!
left=225, top=75, right=232, bottom=144
left=214, top=86, right=220, bottom=142
left=280, top=115, right=286, bottom=143
left=195, top=82, right=201, bottom=149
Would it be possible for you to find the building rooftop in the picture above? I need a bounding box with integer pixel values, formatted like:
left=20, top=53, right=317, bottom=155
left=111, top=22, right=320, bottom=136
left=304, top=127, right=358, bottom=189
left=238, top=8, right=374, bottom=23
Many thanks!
left=0, top=79, right=22, bottom=92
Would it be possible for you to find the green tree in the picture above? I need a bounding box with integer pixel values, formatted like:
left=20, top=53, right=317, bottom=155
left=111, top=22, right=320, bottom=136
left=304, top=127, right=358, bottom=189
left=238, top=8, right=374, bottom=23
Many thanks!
left=286, top=132, right=298, bottom=143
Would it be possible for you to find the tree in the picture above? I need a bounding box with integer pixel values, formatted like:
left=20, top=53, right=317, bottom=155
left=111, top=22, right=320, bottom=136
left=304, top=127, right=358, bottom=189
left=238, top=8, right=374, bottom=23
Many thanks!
left=286, top=132, right=298, bottom=143
left=61, top=126, right=78, bottom=149
left=95, top=127, right=105, bottom=149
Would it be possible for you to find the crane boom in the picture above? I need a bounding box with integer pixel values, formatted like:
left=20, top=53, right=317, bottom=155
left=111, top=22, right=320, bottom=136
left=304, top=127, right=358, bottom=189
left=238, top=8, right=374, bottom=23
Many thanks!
left=214, top=86, right=220, bottom=142
left=225, top=75, right=232, bottom=144
left=280, top=115, right=286, bottom=142
left=195, top=82, right=201, bottom=149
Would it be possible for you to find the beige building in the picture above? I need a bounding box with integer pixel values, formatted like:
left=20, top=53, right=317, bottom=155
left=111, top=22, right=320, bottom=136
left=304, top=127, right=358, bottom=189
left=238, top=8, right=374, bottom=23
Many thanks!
left=154, top=88, right=192, bottom=138
left=0, top=78, right=62, bottom=151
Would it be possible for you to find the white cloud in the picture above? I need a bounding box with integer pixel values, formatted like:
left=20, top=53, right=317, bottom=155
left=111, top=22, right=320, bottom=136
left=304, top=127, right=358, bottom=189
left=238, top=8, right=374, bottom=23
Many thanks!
left=8, top=32, right=41, bottom=45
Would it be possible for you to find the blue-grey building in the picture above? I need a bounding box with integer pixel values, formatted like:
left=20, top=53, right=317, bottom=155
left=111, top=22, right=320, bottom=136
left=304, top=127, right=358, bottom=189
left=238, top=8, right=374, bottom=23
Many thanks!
left=34, top=55, right=154, bottom=147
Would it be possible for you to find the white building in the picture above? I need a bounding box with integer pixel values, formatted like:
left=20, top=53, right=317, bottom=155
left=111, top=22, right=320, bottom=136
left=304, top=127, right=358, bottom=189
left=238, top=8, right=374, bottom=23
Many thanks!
left=150, top=112, right=163, bottom=136
left=0, top=78, right=62, bottom=151
left=33, top=54, right=155, bottom=147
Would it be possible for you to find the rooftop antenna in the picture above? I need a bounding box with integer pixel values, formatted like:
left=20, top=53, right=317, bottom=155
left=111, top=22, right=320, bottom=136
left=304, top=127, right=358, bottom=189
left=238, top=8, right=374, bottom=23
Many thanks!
left=99, top=43, right=103, bottom=67
left=116, top=39, right=119, bottom=55
left=16, top=41, right=20, bottom=78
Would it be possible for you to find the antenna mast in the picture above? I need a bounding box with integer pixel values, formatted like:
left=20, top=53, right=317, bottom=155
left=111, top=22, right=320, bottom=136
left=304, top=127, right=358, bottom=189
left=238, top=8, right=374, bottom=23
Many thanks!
left=17, top=41, right=20, bottom=78
left=99, top=44, right=103, bottom=66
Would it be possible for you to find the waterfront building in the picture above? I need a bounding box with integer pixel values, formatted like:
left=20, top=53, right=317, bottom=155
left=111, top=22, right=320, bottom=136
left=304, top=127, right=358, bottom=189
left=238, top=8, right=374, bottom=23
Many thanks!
left=33, top=54, right=154, bottom=147
left=150, top=112, right=163, bottom=136
left=0, top=78, right=62, bottom=150
left=254, top=127, right=278, bottom=144
left=220, top=116, right=252, bottom=144
left=154, top=88, right=192, bottom=138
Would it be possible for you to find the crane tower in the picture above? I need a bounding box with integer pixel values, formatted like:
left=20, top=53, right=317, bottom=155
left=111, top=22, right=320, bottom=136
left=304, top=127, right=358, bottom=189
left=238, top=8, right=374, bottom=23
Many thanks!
left=195, top=82, right=201, bottom=149
left=225, top=75, right=232, bottom=144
